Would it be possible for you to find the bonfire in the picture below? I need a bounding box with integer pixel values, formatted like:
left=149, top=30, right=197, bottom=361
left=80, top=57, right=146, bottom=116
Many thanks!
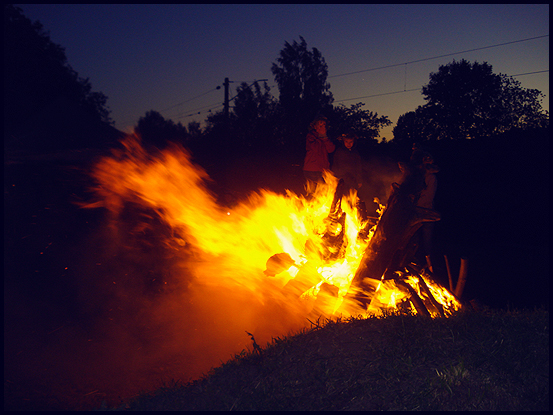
left=84, top=135, right=463, bottom=332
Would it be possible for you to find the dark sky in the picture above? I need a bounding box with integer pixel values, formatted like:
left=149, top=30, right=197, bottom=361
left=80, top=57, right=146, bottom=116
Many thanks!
left=17, top=4, right=549, bottom=140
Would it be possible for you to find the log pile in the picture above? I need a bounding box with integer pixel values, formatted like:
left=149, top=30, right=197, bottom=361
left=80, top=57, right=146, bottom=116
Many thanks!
left=345, top=180, right=441, bottom=309
left=339, top=161, right=465, bottom=316
left=265, top=165, right=466, bottom=317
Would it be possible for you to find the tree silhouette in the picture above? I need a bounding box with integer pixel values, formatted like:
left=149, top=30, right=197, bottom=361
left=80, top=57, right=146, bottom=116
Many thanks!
left=135, top=110, right=188, bottom=149
left=393, top=59, right=549, bottom=143
left=271, top=36, right=334, bottom=145
left=4, top=4, right=114, bottom=150
left=329, top=103, right=391, bottom=145
left=230, top=81, right=278, bottom=150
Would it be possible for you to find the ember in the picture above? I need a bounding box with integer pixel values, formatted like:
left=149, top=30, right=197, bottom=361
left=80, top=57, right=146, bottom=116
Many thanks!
left=84, top=135, right=461, bottom=334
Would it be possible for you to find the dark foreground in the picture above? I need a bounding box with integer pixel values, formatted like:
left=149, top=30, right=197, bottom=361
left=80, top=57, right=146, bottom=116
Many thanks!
left=118, top=308, right=549, bottom=411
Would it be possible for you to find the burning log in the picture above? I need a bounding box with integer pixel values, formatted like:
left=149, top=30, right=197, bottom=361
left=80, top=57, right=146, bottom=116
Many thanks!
left=416, top=271, right=445, bottom=318
left=443, top=254, right=469, bottom=300
left=345, top=177, right=441, bottom=309
left=264, top=253, right=296, bottom=277
left=262, top=165, right=458, bottom=318
left=394, top=279, right=431, bottom=317
left=444, top=254, right=454, bottom=292
left=320, top=179, right=346, bottom=260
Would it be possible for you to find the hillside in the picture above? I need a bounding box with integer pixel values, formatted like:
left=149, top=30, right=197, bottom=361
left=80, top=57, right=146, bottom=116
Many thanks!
left=117, top=308, right=548, bottom=411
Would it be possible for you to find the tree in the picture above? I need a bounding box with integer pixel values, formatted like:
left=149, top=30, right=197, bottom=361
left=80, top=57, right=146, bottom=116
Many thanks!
left=392, top=107, right=442, bottom=144
left=230, top=80, right=278, bottom=150
left=134, top=110, right=188, bottom=149
left=393, top=59, right=549, bottom=143
left=4, top=4, right=114, bottom=150
left=186, top=121, right=202, bottom=140
left=203, top=80, right=279, bottom=153
left=328, top=103, right=391, bottom=145
left=271, top=36, right=334, bottom=145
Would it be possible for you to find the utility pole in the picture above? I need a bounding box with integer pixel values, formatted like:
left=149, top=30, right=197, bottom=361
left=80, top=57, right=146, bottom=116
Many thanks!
left=223, top=77, right=231, bottom=120
left=223, top=78, right=268, bottom=120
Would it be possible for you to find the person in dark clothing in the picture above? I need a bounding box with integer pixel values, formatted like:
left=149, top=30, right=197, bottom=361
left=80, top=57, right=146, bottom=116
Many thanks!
left=416, top=153, right=440, bottom=271
left=399, top=144, right=441, bottom=272
left=303, top=115, right=335, bottom=194
left=331, top=132, right=363, bottom=196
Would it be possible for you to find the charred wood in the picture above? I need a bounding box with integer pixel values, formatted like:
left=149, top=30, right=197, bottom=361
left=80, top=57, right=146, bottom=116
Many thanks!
left=395, top=279, right=431, bottom=317
left=417, top=273, right=445, bottom=318
left=444, top=254, right=454, bottom=292
left=346, top=179, right=441, bottom=308
left=321, top=178, right=347, bottom=260
left=455, top=257, right=468, bottom=298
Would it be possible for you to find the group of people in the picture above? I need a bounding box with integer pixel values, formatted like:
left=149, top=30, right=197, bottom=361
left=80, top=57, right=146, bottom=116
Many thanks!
left=301, top=114, right=440, bottom=270
left=302, top=114, right=363, bottom=196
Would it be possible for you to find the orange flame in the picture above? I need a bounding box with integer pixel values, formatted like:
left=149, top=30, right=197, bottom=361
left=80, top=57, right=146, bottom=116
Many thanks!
left=85, top=135, right=460, bottom=329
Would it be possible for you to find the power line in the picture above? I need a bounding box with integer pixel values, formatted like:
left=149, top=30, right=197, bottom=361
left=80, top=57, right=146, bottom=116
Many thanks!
left=168, top=79, right=269, bottom=121
left=159, top=86, right=221, bottom=113
left=176, top=101, right=223, bottom=120
left=329, top=34, right=549, bottom=79
left=335, top=88, right=421, bottom=103
left=168, top=36, right=548, bottom=122
left=228, top=79, right=269, bottom=103
left=174, top=68, right=548, bottom=120
left=511, top=70, right=549, bottom=77
left=333, top=69, right=549, bottom=104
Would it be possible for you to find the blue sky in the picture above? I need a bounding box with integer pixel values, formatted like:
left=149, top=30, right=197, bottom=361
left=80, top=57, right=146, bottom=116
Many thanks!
left=16, top=4, right=549, bottom=140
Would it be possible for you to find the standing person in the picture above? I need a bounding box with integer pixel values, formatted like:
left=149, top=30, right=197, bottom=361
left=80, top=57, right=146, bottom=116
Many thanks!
left=303, top=115, right=335, bottom=193
left=416, top=153, right=440, bottom=272
left=331, top=132, right=363, bottom=197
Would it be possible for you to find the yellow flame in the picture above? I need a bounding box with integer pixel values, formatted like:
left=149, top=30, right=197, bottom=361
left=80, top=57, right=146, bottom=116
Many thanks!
left=86, top=135, right=460, bottom=323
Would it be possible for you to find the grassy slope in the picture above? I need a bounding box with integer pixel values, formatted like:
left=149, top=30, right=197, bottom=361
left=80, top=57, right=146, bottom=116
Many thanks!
left=115, top=308, right=548, bottom=411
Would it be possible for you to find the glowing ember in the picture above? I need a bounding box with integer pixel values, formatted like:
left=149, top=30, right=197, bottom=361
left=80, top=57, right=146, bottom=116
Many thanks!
left=84, top=135, right=461, bottom=326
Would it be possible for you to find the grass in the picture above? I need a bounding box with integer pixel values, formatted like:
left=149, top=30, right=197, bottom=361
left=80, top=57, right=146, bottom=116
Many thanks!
left=105, top=307, right=549, bottom=411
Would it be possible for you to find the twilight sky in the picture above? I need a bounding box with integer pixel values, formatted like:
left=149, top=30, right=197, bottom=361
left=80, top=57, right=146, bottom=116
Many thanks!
left=16, top=4, right=549, bottom=140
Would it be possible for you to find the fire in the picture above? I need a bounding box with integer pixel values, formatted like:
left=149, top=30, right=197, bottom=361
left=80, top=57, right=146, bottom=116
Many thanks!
left=84, top=135, right=461, bottom=329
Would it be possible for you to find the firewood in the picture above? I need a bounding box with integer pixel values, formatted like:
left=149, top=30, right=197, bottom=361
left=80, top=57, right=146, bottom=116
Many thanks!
left=417, top=275, right=445, bottom=318
left=346, top=179, right=440, bottom=308
left=455, top=257, right=468, bottom=298
left=444, top=254, right=454, bottom=292
left=395, top=279, right=431, bottom=317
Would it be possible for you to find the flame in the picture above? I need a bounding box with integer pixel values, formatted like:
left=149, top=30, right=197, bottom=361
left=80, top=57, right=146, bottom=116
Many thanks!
left=85, top=135, right=460, bottom=330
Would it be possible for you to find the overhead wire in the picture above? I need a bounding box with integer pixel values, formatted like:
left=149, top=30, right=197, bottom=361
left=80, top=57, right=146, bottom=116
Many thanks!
left=510, top=70, right=549, bottom=77
left=166, top=35, right=548, bottom=121
left=334, top=70, right=549, bottom=104
left=331, top=35, right=549, bottom=104
left=328, top=34, right=549, bottom=79
left=159, top=87, right=221, bottom=113
left=174, top=79, right=270, bottom=120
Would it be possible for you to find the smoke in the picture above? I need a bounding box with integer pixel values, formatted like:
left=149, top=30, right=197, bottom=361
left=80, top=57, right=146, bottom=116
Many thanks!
left=358, top=155, right=403, bottom=210
left=39, top=197, right=312, bottom=407
left=5, top=136, right=405, bottom=409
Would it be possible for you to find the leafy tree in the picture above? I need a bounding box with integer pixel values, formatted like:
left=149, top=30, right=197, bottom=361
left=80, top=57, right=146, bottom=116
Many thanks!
left=230, top=80, right=278, bottom=150
left=393, top=59, right=549, bottom=143
left=328, top=103, right=391, bottom=145
left=204, top=80, right=278, bottom=153
left=271, top=36, right=334, bottom=145
left=392, top=106, right=441, bottom=144
left=496, top=76, right=550, bottom=131
left=135, top=110, right=188, bottom=149
left=4, top=4, right=113, bottom=145
left=186, top=120, right=202, bottom=140
left=204, top=37, right=391, bottom=156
